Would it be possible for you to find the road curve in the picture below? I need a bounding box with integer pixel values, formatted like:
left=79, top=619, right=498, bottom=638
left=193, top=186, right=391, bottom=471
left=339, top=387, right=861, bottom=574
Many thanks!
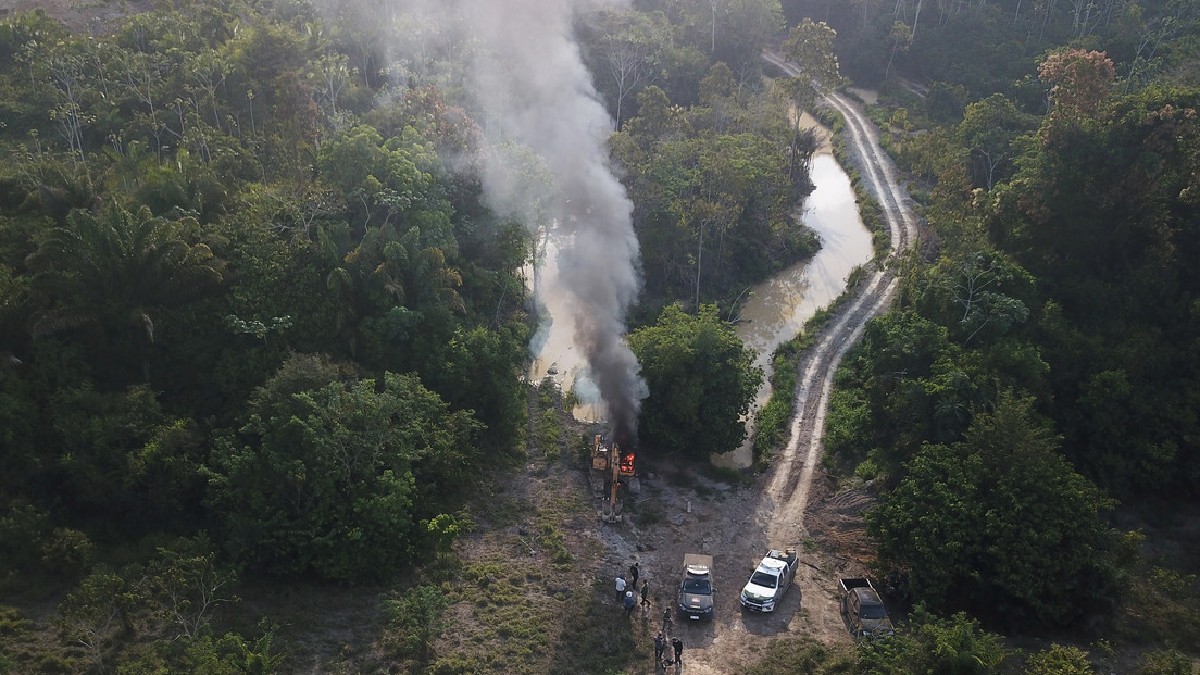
left=631, top=56, right=923, bottom=674
left=758, top=50, right=920, bottom=550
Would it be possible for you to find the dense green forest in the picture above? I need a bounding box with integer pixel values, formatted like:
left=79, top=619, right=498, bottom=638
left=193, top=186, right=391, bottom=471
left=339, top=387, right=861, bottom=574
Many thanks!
left=1, top=0, right=1198, bottom=671
left=799, top=0, right=1200, bottom=667
left=0, top=0, right=807, bottom=671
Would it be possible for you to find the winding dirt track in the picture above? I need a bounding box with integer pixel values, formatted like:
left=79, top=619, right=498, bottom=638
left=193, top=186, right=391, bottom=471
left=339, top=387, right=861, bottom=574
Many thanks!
left=652, top=54, right=921, bottom=673
left=603, top=54, right=920, bottom=674
left=758, top=51, right=920, bottom=543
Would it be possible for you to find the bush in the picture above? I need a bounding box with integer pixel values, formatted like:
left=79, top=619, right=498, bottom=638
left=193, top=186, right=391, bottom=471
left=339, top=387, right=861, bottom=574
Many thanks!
left=40, top=528, right=93, bottom=579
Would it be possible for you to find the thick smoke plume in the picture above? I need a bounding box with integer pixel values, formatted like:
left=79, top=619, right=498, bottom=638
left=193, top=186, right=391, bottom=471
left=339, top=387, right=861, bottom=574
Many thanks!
left=462, top=0, right=647, bottom=439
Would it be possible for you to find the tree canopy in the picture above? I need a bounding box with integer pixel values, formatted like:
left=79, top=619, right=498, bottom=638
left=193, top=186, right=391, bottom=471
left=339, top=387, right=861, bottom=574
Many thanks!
left=629, top=303, right=762, bottom=458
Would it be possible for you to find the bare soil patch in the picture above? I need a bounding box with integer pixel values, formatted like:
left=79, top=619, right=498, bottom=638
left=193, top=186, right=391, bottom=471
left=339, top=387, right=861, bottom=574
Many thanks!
left=0, top=0, right=152, bottom=34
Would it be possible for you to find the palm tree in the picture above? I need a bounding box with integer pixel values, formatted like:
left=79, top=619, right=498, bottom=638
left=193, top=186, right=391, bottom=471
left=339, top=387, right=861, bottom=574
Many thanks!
left=25, top=203, right=224, bottom=382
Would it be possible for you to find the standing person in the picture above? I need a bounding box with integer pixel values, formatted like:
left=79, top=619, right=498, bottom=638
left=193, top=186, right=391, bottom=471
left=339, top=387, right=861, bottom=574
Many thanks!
left=662, top=606, right=671, bottom=632
left=615, top=574, right=626, bottom=603
left=624, top=589, right=636, bottom=616
left=640, top=579, right=650, bottom=611
left=672, top=637, right=683, bottom=665
left=652, top=632, right=666, bottom=666
left=629, top=561, right=640, bottom=587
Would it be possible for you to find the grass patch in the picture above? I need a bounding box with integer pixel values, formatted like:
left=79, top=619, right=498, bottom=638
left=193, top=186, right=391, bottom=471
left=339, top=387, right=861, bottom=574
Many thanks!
left=474, top=492, right=527, bottom=529
left=547, top=579, right=642, bottom=675
left=1114, top=566, right=1200, bottom=649
left=751, top=268, right=870, bottom=466
left=536, top=522, right=573, bottom=569
left=742, top=635, right=856, bottom=674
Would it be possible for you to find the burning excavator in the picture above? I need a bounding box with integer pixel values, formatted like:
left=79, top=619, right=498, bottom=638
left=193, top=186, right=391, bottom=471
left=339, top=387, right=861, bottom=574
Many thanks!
left=591, top=433, right=639, bottom=523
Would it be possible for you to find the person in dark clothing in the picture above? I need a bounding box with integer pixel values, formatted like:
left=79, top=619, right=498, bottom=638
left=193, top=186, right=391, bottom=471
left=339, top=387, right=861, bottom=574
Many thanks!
left=672, top=637, right=683, bottom=664
left=662, top=606, right=671, bottom=632
left=653, top=632, right=666, bottom=664
left=640, top=579, right=650, bottom=609
left=629, top=561, right=640, bottom=587
left=624, top=589, right=636, bottom=616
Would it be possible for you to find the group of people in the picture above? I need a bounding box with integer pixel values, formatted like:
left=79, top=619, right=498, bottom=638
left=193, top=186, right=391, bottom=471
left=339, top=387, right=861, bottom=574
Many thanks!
left=614, top=562, right=685, bottom=669
left=653, top=631, right=684, bottom=669
left=615, top=561, right=650, bottom=616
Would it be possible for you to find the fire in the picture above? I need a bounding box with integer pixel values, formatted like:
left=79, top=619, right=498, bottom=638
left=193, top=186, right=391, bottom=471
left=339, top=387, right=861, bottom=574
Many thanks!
left=618, top=450, right=636, bottom=477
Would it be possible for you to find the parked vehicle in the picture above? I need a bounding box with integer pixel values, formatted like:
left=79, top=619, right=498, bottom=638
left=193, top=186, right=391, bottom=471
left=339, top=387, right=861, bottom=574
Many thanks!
left=839, top=577, right=894, bottom=639
left=739, top=548, right=799, bottom=612
left=677, top=553, right=714, bottom=621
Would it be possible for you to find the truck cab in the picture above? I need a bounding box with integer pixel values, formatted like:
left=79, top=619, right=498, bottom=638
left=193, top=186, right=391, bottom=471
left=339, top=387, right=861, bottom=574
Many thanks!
left=677, top=553, right=714, bottom=621
left=739, top=548, right=798, bottom=612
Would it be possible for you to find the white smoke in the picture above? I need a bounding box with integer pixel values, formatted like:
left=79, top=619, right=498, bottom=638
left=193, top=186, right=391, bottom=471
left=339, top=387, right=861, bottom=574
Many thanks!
left=321, top=0, right=648, bottom=436
left=462, top=0, right=648, bottom=437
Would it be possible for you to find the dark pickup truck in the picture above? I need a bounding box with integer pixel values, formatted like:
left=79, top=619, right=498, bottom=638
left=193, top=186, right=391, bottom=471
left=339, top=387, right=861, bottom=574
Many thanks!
left=677, top=553, right=715, bottom=621
left=839, top=578, right=894, bottom=639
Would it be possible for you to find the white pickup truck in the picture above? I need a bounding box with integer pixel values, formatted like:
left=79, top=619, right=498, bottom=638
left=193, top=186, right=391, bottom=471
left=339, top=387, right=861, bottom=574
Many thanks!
left=739, top=548, right=799, bottom=612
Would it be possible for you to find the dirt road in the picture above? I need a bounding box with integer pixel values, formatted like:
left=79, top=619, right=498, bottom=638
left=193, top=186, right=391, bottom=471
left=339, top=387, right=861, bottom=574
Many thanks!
left=599, top=54, right=921, bottom=673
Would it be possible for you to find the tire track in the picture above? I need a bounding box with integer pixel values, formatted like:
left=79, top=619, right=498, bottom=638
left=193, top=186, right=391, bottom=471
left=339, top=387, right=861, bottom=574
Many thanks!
left=759, top=51, right=919, bottom=544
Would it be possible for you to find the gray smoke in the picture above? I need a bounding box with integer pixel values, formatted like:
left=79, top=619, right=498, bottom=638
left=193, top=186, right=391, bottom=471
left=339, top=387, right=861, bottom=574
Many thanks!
left=333, top=0, right=647, bottom=437
left=462, top=0, right=647, bottom=439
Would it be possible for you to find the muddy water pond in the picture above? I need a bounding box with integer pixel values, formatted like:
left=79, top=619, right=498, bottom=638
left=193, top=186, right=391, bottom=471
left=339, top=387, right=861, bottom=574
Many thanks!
left=527, top=154, right=873, bottom=454
left=713, top=154, right=874, bottom=467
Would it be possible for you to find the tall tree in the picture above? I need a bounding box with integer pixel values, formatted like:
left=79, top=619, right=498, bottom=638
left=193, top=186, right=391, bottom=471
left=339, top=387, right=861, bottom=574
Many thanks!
left=206, top=372, right=482, bottom=583
left=25, top=204, right=224, bottom=383
left=867, top=392, right=1120, bottom=628
left=629, top=303, right=762, bottom=458
left=781, top=18, right=843, bottom=110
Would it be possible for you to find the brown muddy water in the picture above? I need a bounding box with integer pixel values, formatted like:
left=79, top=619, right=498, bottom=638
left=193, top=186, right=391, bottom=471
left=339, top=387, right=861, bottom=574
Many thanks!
left=527, top=154, right=873, bottom=463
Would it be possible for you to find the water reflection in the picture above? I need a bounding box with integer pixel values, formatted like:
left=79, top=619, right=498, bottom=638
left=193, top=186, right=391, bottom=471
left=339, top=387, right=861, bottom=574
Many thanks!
left=717, top=155, right=874, bottom=467
left=526, top=155, right=873, bottom=452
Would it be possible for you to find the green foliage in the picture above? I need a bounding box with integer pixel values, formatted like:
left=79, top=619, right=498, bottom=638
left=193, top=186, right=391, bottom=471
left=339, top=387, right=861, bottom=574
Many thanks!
left=611, top=73, right=818, bottom=309
left=25, top=203, right=224, bottom=382
left=984, top=84, right=1200, bottom=497
left=867, top=392, right=1120, bottom=628
left=206, top=372, right=482, bottom=583
left=782, top=19, right=843, bottom=106
left=630, top=303, right=762, bottom=458
left=1135, top=649, right=1199, bottom=675
left=142, top=538, right=238, bottom=641
left=45, top=384, right=208, bottom=534
left=1116, top=566, right=1200, bottom=647
left=1023, top=644, right=1095, bottom=675
left=385, top=585, right=449, bottom=667
left=55, top=570, right=137, bottom=673
left=0, top=503, right=92, bottom=580
left=858, top=608, right=1009, bottom=675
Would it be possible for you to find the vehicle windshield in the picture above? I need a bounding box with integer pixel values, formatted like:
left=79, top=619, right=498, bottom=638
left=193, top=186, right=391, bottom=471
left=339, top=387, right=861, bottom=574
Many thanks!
left=683, top=577, right=711, bottom=594
left=860, top=602, right=887, bottom=619
left=749, top=572, right=777, bottom=588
